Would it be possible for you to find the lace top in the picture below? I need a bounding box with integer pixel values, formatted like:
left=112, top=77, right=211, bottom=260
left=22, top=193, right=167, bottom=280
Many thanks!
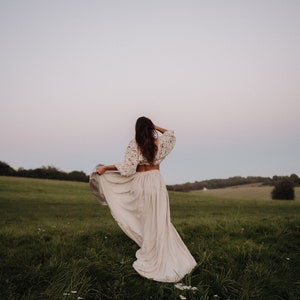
left=115, top=130, right=176, bottom=176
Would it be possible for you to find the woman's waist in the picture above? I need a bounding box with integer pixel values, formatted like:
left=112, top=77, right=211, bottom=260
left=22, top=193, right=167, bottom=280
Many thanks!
left=136, top=165, right=160, bottom=172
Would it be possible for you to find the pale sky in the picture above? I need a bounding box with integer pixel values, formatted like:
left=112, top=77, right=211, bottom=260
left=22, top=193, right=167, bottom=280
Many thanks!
left=1, top=0, right=299, bottom=184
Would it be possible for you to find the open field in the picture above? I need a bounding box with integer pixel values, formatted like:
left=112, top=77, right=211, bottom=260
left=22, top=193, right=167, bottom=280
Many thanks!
left=0, top=176, right=300, bottom=299
left=190, top=183, right=300, bottom=201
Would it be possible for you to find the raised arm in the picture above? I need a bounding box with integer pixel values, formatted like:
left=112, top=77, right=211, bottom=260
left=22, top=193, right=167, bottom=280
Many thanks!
left=154, top=125, right=168, bottom=134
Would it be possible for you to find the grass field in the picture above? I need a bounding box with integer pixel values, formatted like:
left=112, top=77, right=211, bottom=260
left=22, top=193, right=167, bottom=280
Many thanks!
left=0, top=176, right=300, bottom=299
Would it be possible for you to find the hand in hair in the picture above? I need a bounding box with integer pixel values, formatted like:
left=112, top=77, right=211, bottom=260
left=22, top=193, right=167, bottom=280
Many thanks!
left=154, top=125, right=167, bottom=134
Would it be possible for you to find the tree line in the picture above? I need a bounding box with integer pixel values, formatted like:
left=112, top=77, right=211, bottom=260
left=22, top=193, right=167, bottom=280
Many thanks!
left=1, top=161, right=299, bottom=192
left=0, top=161, right=89, bottom=182
left=166, top=174, right=300, bottom=192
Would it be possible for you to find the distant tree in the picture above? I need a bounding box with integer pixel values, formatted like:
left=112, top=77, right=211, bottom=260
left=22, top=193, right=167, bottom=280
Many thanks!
left=290, top=173, right=300, bottom=186
left=0, top=161, right=15, bottom=176
left=271, top=178, right=295, bottom=200
left=68, top=171, right=89, bottom=182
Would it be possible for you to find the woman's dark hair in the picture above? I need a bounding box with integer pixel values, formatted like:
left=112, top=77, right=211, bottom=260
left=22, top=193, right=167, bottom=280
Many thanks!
left=135, top=116, right=157, bottom=164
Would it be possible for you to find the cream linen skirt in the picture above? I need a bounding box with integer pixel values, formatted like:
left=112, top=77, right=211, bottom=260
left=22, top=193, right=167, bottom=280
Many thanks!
left=89, top=170, right=196, bottom=282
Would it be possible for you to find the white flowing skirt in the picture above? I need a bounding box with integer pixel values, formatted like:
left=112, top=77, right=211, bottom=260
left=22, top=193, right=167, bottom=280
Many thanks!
left=89, top=170, right=197, bottom=282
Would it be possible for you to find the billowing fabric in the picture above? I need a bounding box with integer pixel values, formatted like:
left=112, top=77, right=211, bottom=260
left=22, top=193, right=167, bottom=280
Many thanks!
left=89, top=130, right=197, bottom=282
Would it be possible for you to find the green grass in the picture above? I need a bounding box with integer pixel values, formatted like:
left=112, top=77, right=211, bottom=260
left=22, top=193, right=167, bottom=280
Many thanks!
left=0, top=176, right=300, bottom=299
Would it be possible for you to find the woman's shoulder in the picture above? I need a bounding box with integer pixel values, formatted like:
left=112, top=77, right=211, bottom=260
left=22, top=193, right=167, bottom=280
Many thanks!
left=128, top=138, right=137, bottom=146
left=127, top=139, right=139, bottom=152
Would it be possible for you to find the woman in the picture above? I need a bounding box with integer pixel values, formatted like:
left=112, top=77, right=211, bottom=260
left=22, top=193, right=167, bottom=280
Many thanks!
left=89, top=116, right=196, bottom=282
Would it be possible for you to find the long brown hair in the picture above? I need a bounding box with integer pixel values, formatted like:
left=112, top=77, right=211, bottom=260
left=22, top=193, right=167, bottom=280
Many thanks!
left=135, top=116, right=157, bottom=164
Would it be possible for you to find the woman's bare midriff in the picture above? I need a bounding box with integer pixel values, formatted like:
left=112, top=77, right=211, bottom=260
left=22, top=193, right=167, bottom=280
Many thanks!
left=136, top=165, right=160, bottom=172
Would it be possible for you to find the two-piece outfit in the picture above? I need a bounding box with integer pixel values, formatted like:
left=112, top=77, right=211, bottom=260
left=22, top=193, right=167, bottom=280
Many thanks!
left=90, top=130, right=196, bottom=282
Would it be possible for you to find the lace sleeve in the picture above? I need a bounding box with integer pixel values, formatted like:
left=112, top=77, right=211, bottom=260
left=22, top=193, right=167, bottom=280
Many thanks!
left=158, top=130, right=176, bottom=158
left=115, top=139, right=139, bottom=176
